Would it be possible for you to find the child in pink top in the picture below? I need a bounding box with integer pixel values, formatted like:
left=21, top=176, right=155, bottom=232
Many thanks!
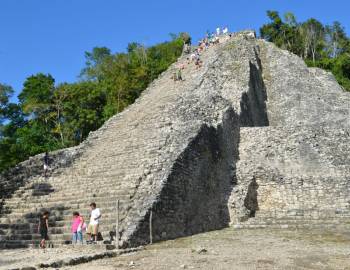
left=71, top=212, right=84, bottom=244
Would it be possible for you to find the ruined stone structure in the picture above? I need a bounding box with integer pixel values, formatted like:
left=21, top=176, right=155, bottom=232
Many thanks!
left=230, top=39, right=350, bottom=227
left=0, top=31, right=349, bottom=249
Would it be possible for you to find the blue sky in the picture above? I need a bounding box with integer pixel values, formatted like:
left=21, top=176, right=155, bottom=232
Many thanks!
left=1, top=0, right=349, bottom=101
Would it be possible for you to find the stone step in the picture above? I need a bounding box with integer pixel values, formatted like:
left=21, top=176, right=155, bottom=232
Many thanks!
left=3, top=210, right=128, bottom=225
left=10, top=189, right=133, bottom=200
left=5, top=194, right=132, bottom=206
left=3, top=203, right=130, bottom=216
left=0, top=230, right=112, bottom=241
left=253, top=213, right=350, bottom=220
left=11, top=185, right=138, bottom=198
left=0, top=226, right=66, bottom=235
left=1, top=233, right=70, bottom=241
left=0, top=219, right=115, bottom=236
left=2, top=204, right=126, bottom=215
left=0, top=219, right=118, bottom=233
left=0, top=236, right=112, bottom=249
left=4, top=201, right=131, bottom=215
left=6, top=204, right=127, bottom=216
left=235, top=217, right=350, bottom=228
left=0, top=216, right=125, bottom=230
left=1, top=208, right=129, bottom=224
left=14, top=180, right=139, bottom=192
left=2, top=210, right=127, bottom=223
left=254, top=214, right=350, bottom=219
left=234, top=222, right=350, bottom=229
left=0, top=240, right=63, bottom=249
left=0, top=223, right=115, bottom=239
left=1, top=226, right=116, bottom=242
left=6, top=208, right=122, bottom=220
left=245, top=219, right=346, bottom=225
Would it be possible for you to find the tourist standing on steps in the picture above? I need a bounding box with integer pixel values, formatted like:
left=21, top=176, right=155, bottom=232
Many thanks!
left=43, top=152, right=49, bottom=178
left=194, top=50, right=202, bottom=69
left=177, top=63, right=185, bottom=81
left=176, top=68, right=183, bottom=81
left=183, top=43, right=191, bottom=54
left=87, top=202, right=101, bottom=243
left=38, top=211, right=49, bottom=249
left=71, top=212, right=85, bottom=244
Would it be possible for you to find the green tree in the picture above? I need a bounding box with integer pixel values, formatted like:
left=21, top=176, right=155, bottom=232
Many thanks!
left=0, top=83, right=14, bottom=127
left=18, top=73, right=55, bottom=121
left=325, top=21, right=349, bottom=58
left=260, top=11, right=303, bottom=56
left=260, top=11, right=283, bottom=45
left=0, top=84, right=27, bottom=170
left=333, top=54, right=350, bottom=90
left=58, top=81, right=106, bottom=144
left=300, top=18, right=325, bottom=64
left=80, top=47, right=112, bottom=80
left=260, top=11, right=349, bottom=91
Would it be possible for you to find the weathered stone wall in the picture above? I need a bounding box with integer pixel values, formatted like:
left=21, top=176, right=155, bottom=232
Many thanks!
left=126, top=108, right=239, bottom=246
left=227, top=38, right=350, bottom=227
left=230, top=127, right=350, bottom=225
left=258, top=40, right=350, bottom=128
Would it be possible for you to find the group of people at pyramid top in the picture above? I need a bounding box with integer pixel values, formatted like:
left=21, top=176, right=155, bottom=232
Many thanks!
left=174, top=26, right=231, bottom=81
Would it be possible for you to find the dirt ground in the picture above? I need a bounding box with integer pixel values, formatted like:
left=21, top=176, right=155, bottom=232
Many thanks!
left=62, top=227, right=350, bottom=270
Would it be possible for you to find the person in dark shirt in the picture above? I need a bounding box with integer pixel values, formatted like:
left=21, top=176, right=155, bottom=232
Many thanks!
left=43, top=152, right=49, bottom=178
left=38, top=211, right=49, bottom=248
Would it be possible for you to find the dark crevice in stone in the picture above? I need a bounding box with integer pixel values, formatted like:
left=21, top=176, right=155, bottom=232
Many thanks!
left=237, top=50, right=268, bottom=223
left=240, top=61, right=269, bottom=127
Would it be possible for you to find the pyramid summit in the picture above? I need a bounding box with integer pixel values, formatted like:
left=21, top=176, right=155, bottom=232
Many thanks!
left=1, top=31, right=349, bottom=249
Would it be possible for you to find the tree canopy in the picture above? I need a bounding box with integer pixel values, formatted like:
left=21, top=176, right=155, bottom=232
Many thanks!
left=260, top=10, right=350, bottom=91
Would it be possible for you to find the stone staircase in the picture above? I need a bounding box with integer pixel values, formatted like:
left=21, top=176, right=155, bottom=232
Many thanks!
left=0, top=34, right=247, bottom=249
left=1, top=31, right=349, bottom=249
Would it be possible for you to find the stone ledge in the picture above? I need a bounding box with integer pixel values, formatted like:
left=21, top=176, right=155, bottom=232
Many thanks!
left=5, top=247, right=142, bottom=270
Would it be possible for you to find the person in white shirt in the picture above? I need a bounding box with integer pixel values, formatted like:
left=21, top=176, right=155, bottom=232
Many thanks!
left=223, top=26, right=228, bottom=35
left=86, top=202, right=101, bottom=243
left=216, top=27, right=221, bottom=36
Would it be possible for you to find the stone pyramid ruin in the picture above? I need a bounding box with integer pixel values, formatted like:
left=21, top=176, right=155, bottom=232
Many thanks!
left=1, top=31, right=349, bottom=249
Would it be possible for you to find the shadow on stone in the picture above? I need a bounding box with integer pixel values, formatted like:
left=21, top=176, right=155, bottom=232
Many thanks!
left=127, top=108, right=241, bottom=247
left=29, top=182, right=55, bottom=197
left=240, top=61, right=269, bottom=127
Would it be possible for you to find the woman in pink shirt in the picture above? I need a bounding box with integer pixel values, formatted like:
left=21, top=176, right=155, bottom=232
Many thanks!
left=71, top=212, right=84, bottom=244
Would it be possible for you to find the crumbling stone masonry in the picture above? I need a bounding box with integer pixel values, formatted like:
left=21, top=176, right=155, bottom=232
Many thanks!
left=0, top=31, right=349, bottom=248
left=229, top=39, right=350, bottom=227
